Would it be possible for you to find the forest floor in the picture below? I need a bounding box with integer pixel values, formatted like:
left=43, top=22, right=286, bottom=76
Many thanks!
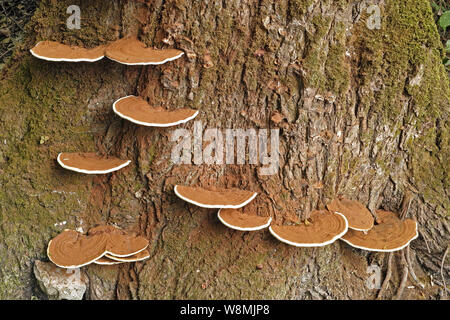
left=0, top=0, right=37, bottom=70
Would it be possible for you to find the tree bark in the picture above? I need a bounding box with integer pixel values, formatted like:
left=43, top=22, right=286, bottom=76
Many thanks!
left=0, top=0, right=448, bottom=300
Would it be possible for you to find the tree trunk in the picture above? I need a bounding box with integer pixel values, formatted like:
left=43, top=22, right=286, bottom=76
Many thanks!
left=0, top=0, right=448, bottom=300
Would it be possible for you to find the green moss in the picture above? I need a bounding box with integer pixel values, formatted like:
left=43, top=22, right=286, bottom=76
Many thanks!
left=351, top=0, right=449, bottom=211
left=325, top=23, right=350, bottom=96
left=0, top=0, right=136, bottom=297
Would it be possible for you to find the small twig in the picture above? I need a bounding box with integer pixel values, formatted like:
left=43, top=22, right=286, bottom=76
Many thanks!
left=441, top=246, right=449, bottom=298
left=0, top=47, right=13, bottom=59
left=377, top=252, right=394, bottom=299
left=1, top=3, right=25, bottom=32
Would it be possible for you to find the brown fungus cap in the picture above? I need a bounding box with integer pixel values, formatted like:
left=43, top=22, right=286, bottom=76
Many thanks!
left=30, top=41, right=105, bottom=62
left=269, top=210, right=348, bottom=247
left=57, top=152, right=131, bottom=174
left=113, top=95, right=198, bottom=127
left=340, top=210, right=418, bottom=252
left=326, top=197, right=374, bottom=231
left=93, top=256, right=123, bottom=265
left=105, top=249, right=150, bottom=262
left=88, top=225, right=149, bottom=257
left=174, top=185, right=257, bottom=209
left=218, top=208, right=271, bottom=231
left=47, top=230, right=109, bottom=268
left=105, top=37, right=184, bottom=65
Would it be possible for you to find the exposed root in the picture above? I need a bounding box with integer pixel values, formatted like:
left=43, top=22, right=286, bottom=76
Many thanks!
left=406, top=245, right=425, bottom=288
left=377, top=252, right=393, bottom=299
left=441, top=246, right=449, bottom=299
left=377, top=191, right=417, bottom=300
left=394, top=249, right=409, bottom=300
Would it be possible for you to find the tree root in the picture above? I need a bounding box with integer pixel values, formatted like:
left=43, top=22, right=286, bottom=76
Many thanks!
left=406, top=246, right=425, bottom=288
left=441, top=246, right=449, bottom=299
left=377, top=252, right=393, bottom=299
left=394, top=250, right=409, bottom=300
left=377, top=191, right=420, bottom=300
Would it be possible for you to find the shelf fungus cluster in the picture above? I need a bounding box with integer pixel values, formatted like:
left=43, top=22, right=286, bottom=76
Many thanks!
left=30, top=36, right=184, bottom=65
left=174, top=188, right=418, bottom=252
left=47, top=225, right=150, bottom=268
left=174, top=185, right=271, bottom=231
left=325, top=197, right=418, bottom=251
left=267, top=197, right=417, bottom=250
left=32, top=37, right=197, bottom=175
left=339, top=210, right=418, bottom=252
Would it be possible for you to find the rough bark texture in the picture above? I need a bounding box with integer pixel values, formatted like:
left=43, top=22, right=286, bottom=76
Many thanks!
left=0, top=0, right=448, bottom=299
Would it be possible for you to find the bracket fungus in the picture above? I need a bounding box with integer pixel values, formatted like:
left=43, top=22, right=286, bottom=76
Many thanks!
left=87, top=225, right=149, bottom=257
left=113, top=95, right=198, bottom=127
left=47, top=226, right=149, bottom=268
left=174, top=185, right=257, bottom=209
left=269, top=210, right=348, bottom=247
left=93, top=256, right=122, bottom=265
left=57, top=152, right=131, bottom=174
left=105, top=249, right=150, bottom=262
left=105, top=37, right=184, bottom=65
left=30, top=41, right=105, bottom=62
left=217, top=208, right=271, bottom=231
left=340, top=210, right=418, bottom=252
left=47, top=230, right=109, bottom=268
left=326, top=197, right=374, bottom=231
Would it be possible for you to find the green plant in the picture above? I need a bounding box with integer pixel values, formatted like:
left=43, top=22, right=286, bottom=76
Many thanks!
left=444, top=40, right=450, bottom=69
left=430, top=1, right=450, bottom=71
left=437, top=10, right=450, bottom=30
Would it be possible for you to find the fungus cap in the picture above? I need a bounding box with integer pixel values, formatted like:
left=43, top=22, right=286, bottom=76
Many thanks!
left=174, top=185, right=257, bottom=209
left=269, top=210, right=348, bottom=247
left=105, top=37, right=184, bottom=65
left=105, top=249, right=150, bottom=262
left=30, top=41, right=105, bottom=62
left=326, top=197, right=374, bottom=231
left=47, top=230, right=108, bottom=268
left=340, top=210, right=418, bottom=252
left=113, top=95, right=198, bottom=127
left=88, top=225, right=149, bottom=257
left=57, top=152, right=131, bottom=174
left=93, top=256, right=123, bottom=265
left=217, top=208, right=271, bottom=231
